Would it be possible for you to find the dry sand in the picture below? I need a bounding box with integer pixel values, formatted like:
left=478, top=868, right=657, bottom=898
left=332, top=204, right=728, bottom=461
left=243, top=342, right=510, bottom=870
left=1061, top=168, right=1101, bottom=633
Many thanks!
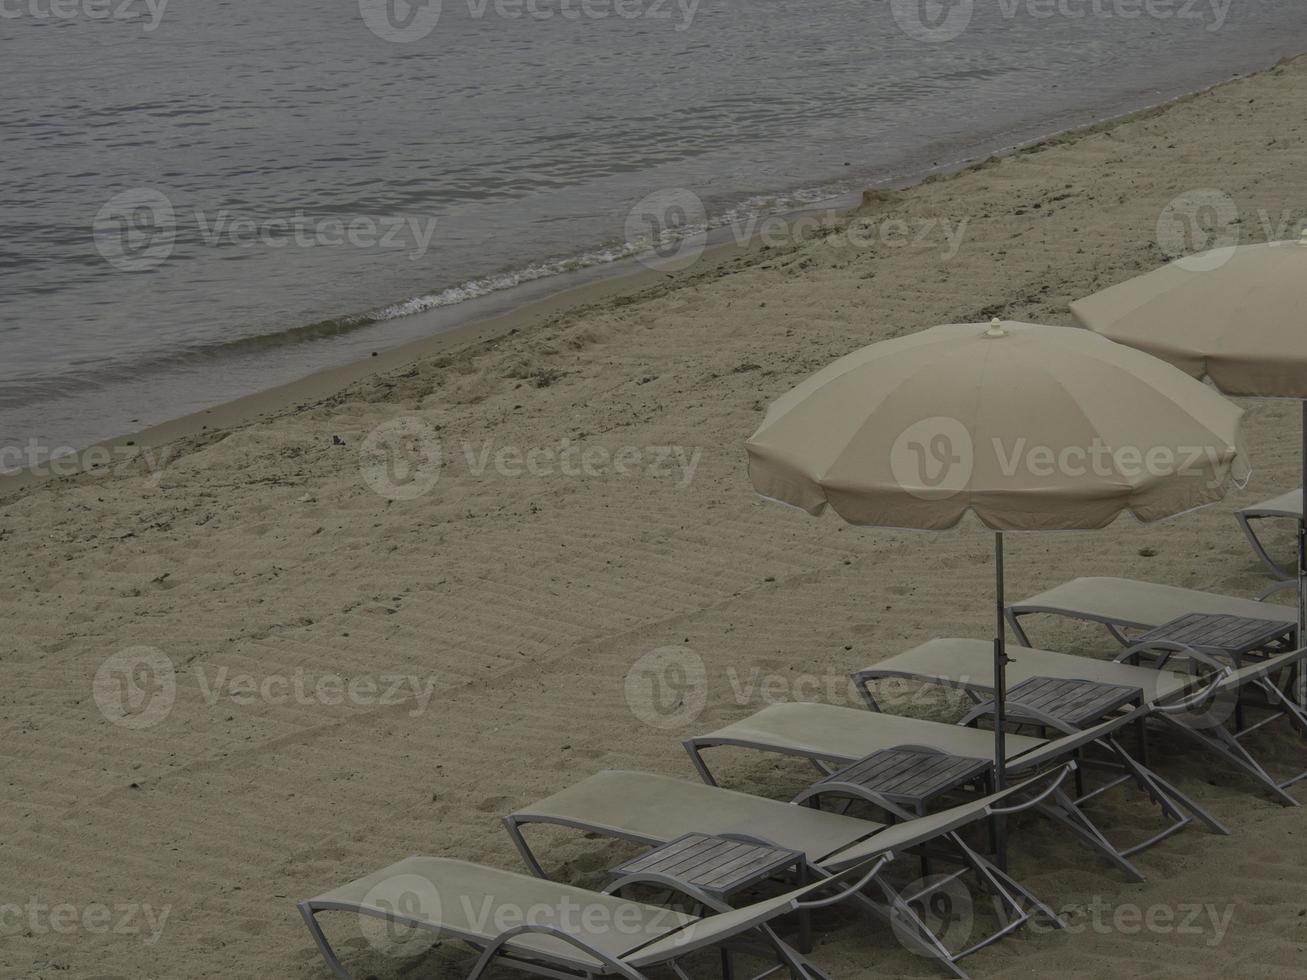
left=4, top=57, right=1307, bottom=979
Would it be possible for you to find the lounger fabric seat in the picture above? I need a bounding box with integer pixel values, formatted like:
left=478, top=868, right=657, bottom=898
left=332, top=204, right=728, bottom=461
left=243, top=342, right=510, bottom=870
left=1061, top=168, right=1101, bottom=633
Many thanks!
left=855, top=637, right=1192, bottom=706
left=308, top=856, right=692, bottom=969
left=301, top=853, right=870, bottom=979
left=687, top=701, right=1046, bottom=772
left=1240, top=488, right=1303, bottom=519
left=1006, top=576, right=1294, bottom=646
left=506, top=769, right=880, bottom=871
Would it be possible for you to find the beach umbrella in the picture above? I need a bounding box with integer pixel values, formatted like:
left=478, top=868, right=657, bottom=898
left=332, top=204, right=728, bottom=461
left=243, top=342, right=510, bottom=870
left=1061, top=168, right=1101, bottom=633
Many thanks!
left=1072, top=234, right=1307, bottom=698
left=746, top=319, right=1246, bottom=858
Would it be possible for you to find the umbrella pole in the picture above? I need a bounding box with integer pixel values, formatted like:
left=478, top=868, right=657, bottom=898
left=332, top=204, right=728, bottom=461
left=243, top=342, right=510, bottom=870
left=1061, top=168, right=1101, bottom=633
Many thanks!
left=994, top=531, right=1009, bottom=869
left=1299, top=400, right=1306, bottom=705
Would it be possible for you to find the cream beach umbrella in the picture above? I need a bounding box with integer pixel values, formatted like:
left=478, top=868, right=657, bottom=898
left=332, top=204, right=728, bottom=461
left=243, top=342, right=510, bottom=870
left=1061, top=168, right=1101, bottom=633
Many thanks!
left=746, top=319, right=1246, bottom=835
left=1072, top=234, right=1307, bottom=693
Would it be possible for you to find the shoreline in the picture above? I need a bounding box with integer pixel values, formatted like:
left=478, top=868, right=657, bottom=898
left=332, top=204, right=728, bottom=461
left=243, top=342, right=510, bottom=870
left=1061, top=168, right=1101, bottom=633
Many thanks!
left=3, top=53, right=1301, bottom=501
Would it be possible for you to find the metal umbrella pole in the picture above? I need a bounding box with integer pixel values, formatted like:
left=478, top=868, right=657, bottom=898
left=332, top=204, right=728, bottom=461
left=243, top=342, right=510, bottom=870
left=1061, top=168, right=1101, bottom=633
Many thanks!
left=1298, top=400, right=1306, bottom=704
left=993, top=531, right=1009, bottom=868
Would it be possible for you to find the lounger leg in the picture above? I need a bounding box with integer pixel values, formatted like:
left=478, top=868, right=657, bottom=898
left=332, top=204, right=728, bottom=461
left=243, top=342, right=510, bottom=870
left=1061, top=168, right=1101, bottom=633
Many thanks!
left=958, top=844, right=1064, bottom=932
left=683, top=738, right=720, bottom=786
left=1106, top=746, right=1229, bottom=837
left=850, top=671, right=880, bottom=712
left=1259, top=678, right=1307, bottom=736
left=1158, top=715, right=1301, bottom=807
left=758, top=925, right=834, bottom=980
left=502, top=816, right=549, bottom=877
left=1034, top=791, right=1146, bottom=882
left=1004, top=609, right=1033, bottom=648
left=872, top=880, right=969, bottom=979
left=299, top=902, right=354, bottom=980
left=1237, top=512, right=1295, bottom=581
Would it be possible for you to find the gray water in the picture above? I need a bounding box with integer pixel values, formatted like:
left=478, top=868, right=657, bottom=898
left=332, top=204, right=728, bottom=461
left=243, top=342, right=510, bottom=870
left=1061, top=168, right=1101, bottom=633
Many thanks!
left=4, top=0, right=1307, bottom=464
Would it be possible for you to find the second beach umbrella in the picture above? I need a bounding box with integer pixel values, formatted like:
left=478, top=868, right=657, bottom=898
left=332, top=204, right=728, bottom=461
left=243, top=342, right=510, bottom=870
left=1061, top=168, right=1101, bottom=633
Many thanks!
left=746, top=319, right=1247, bottom=855
left=1072, top=234, right=1307, bottom=696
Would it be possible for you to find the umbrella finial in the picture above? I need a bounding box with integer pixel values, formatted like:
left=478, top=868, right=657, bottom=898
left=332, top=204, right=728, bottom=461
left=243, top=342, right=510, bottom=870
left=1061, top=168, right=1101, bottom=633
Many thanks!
left=985, top=317, right=1008, bottom=338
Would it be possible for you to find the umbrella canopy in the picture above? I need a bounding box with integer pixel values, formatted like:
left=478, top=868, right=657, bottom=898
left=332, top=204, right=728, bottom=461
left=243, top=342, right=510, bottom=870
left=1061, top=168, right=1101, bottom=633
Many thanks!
left=747, top=320, right=1246, bottom=530
left=1069, top=235, right=1307, bottom=398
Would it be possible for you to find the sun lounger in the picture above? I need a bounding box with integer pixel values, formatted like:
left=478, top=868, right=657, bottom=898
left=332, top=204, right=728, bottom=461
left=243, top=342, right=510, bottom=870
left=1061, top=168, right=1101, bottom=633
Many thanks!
left=855, top=638, right=1307, bottom=807
left=1004, top=576, right=1295, bottom=647
left=506, top=768, right=1072, bottom=978
left=299, top=853, right=886, bottom=980
left=684, top=698, right=1217, bottom=881
left=1236, top=488, right=1302, bottom=580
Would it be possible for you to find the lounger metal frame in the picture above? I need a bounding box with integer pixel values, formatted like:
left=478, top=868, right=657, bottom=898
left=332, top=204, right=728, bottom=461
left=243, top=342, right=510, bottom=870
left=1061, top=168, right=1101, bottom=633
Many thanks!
left=687, top=701, right=1220, bottom=883
left=1236, top=490, right=1302, bottom=581
left=1114, top=640, right=1307, bottom=806
left=505, top=769, right=1075, bottom=979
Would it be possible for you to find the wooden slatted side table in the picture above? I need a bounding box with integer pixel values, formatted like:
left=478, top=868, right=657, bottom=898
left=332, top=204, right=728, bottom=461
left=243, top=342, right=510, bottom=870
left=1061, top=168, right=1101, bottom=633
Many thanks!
left=607, top=833, right=811, bottom=955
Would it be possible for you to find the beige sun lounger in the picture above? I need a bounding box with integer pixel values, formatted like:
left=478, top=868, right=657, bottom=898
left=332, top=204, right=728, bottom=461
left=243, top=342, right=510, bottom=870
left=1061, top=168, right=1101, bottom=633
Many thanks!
left=684, top=698, right=1219, bottom=881
left=506, top=768, right=1073, bottom=978
left=1236, top=488, right=1303, bottom=580
left=299, top=852, right=886, bottom=980
left=855, top=638, right=1307, bottom=807
left=1004, top=576, right=1295, bottom=647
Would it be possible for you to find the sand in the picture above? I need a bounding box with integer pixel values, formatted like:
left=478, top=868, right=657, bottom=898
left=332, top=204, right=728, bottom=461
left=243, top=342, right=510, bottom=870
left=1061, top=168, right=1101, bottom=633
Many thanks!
left=4, top=56, right=1307, bottom=980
